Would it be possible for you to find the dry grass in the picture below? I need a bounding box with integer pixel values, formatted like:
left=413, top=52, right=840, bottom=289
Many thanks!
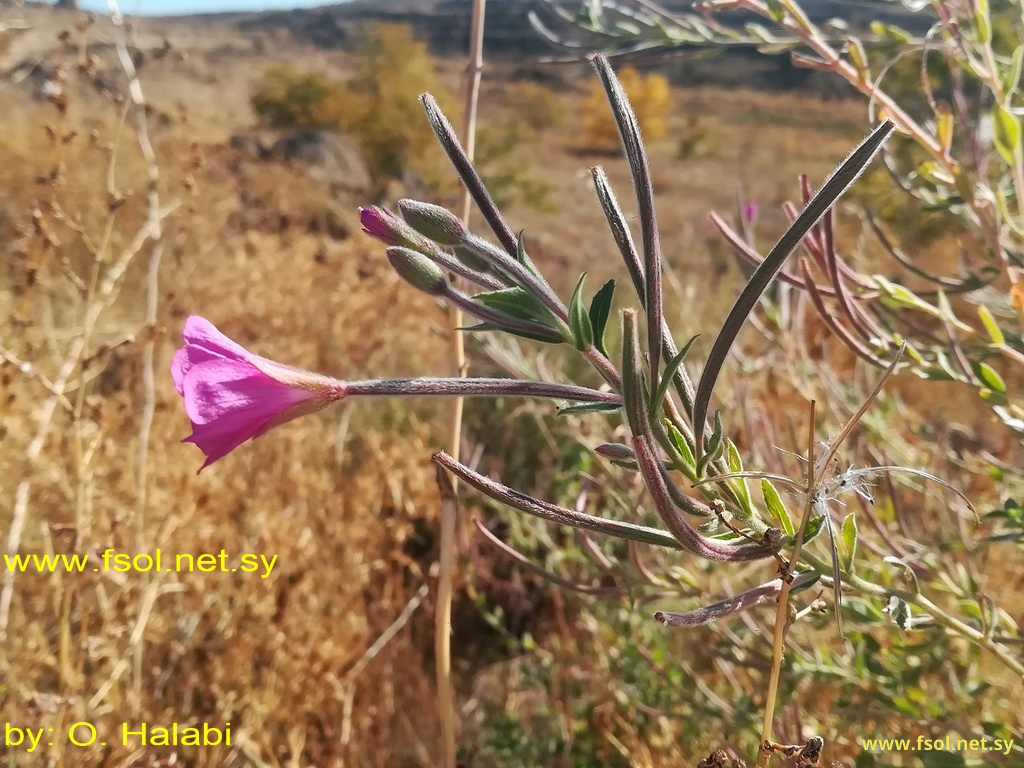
left=2, top=5, right=1022, bottom=767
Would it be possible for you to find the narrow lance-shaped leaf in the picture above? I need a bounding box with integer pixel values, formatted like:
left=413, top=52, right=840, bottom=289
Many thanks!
left=695, top=411, right=724, bottom=478
left=692, top=120, right=895, bottom=456
left=993, top=106, right=1022, bottom=167
left=761, top=479, right=795, bottom=537
left=649, top=335, right=699, bottom=421
left=725, top=439, right=753, bottom=517
left=633, top=433, right=777, bottom=562
left=588, top=278, right=616, bottom=357
left=978, top=305, right=1005, bottom=345
left=666, top=421, right=698, bottom=480
left=820, top=506, right=846, bottom=640
left=841, top=511, right=858, bottom=573
left=558, top=401, right=622, bottom=415
left=569, top=274, right=595, bottom=350
left=974, top=361, right=1006, bottom=394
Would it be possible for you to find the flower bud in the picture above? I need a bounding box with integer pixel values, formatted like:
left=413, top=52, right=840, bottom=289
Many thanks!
left=360, top=206, right=425, bottom=250
left=386, top=246, right=448, bottom=297
left=451, top=243, right=491, bottom=273
left=398, top=199, right=469, bottom=246
left=595, top=443, right=635, bottom=462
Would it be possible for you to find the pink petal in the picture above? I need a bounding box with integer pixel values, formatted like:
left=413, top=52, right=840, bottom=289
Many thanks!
left=182, top=359, right=314, bottom=427
left=172, top=316, right=257, bottom=395
left=170, top=315, right=346, bottom=471
left=178, top=359, right=321, bottom=472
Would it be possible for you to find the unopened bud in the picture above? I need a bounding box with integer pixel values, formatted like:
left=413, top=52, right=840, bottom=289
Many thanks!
left=451, top=243, right=491, bottom=273
left=398, top=199, right=468, bottom=246
left=386, top=246, right=448, bottom=297
left=360, top=206, right=423, bottom=249
left=595, top=443, right=635, bottom=462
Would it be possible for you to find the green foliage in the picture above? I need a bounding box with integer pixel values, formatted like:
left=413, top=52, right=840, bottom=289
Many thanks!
left=338, top=23, right=458, bottom=185
left=250, top=23, right=456, bottom=189
left=250, top=26, right=555, bottom=208
left=505, top=80, right=571, bottom=131
left=251, top=66, right=342, bottom=129
left=474, top=120, right=556, bottom=211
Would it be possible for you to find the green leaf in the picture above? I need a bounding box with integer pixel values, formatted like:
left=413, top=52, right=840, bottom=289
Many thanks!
left=873, top=275, right=932, bottom=311
left=666, top=421, right=697, bottom=478
left=934, top=350, right=965, bottom=382
left=973, top=361, right=1006, bottom=394
left=847, top=36, right=869, bottom=78
left=997, top=186, right=1024, bottom=236
left=841, top=512, right=858, bottom=573
left=649, top=335, right=699, bottom=420
left=725, top=440, right=753, bottom=516
left=917, top=159, right=957, bottom=185
left=475, top=287, right=550, bottom=323
left=982, top=531, right=1024, bottom=542
left=765, top=0, right=786, bottom=22
left=935, top=290, right=956, bottom=326
left=695, top=411, right=724, bottom=478
left=978, top=387, right=1010, bottom=406
left=761, top=479, right=795, bottom=536
left=973, top=0, right=991, bottom=43
left=801, top=514, right=825, bottom=545
left=873, top=277, right=971, bottom=331
left=514, top=231, right=528, bottom=264
left=790, top=570, right=821, bottom=595
left=459, top=323, right=562, bottom=345
left=587, top=279, right=616, bottom=357
left=557, top=401, right=621, bottom=415
left=843, top=596, right=885, bottom=624
left=744, top=23, right=776, bottom=43
left=978, top=305, right=1005, bottom=344
left=956, top=599, right=983, bottom=620
left=1005, top=44, right=1024, bottom=97
left=870, top=21, right=911, bottom=43
left=993, top=106, right=1021, bottom=166
left=568, top=273, right=594, bottom=351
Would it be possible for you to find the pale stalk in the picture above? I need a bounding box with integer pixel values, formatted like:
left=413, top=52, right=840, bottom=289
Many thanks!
left=757, top=400, right=817, bottom=766
left=437, top=2, right=486, bottom=767
left=109, top=0, right=164, bottom=713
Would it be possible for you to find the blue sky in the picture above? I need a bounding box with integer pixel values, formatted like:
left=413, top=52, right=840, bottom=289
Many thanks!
left=76, top=0, right=345, bottom=16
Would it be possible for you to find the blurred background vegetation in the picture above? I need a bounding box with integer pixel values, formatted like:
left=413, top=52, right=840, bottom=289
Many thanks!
left=1, top=2, right=1022, bottom=767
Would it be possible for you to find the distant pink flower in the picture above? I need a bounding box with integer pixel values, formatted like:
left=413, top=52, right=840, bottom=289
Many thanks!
left=171, top=316, right=346, bottom=472
left=742, top=203, right=759, bottom=224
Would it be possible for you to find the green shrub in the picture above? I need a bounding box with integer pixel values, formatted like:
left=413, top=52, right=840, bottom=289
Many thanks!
left=250, top=23, right=457, bottom=190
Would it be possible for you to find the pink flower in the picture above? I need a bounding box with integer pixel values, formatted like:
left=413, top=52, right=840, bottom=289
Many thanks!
left=171, top=316, right=346, bottom=472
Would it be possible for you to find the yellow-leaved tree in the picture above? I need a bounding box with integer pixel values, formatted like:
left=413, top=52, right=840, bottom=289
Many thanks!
left=582, top=66, right=672, bottom=152
left=251, top=23, right=458, bottom=191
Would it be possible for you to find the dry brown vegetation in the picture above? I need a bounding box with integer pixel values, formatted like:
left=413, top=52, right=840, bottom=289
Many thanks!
left=2, top=4, right=1022, bottom=768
